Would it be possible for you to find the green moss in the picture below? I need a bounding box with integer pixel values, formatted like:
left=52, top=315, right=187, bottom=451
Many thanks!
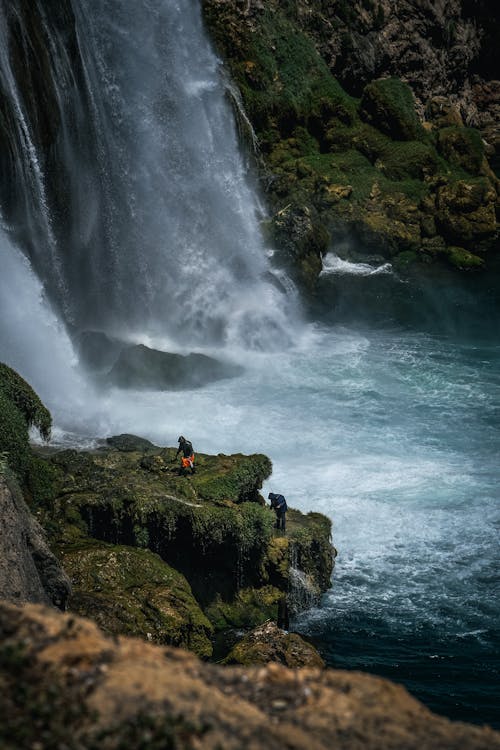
left=222, top=626, right=325, bottom=668
left=437, top=127, right=485, bottom=175
left=205, top=586, right=283, bottom=631
left=192, top=452, right=272, bottom=503
left=360, top=77, right=424, bottom=141
left=0, top=363, right=52, bottom=481
left=0, top=363, right=51, bottom=440
left=58, top=538, right=213, bottom=657
left=446, top=246, right=485, bottom=270
left=0, top=392, right=30, bottom=479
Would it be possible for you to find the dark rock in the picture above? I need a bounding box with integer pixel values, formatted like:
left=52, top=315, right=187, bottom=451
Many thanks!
left=107, top=344, right=243, bottom=390
left=0, top=476, right=71, bottom=609
left=75, top=330, right=123, bottom=371
left=106, top=433, right=158, bottom=452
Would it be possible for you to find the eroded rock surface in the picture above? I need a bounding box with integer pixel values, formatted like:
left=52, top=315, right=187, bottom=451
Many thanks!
left=0, top=477, right=70, bottom=609
left=0, top=601, right=498, bottom=750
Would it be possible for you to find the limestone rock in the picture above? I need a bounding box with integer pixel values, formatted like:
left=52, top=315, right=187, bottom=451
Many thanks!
left=58, top=538, right=214, bottom=657
left=1, top=601, right=499, bottom=750
left=107, top=343, right=243, bottom=390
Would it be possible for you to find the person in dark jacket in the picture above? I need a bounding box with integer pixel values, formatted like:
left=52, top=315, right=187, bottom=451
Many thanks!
left=268, top=492, right=287, bottom=532
left=176, top=436, right=195, bottom=474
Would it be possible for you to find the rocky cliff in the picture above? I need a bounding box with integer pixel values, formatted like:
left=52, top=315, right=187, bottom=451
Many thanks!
left=1, top=363, right=334, bottom=660
left=1, top=601, right=499, bottom=750
left=29, top=435, right=334, bottom=657
left=203, top=0, right=499, bottom=282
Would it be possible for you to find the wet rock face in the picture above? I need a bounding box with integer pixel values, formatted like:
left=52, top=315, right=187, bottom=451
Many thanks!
left=1, top=602, right=499, bottom=750
left=203, top=0, right=499, bottom=278
left=0, top=477, right=70, bottom=609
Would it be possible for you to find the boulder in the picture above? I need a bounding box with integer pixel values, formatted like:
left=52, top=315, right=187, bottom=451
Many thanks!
left=107, top=343, right=242, bottom=390
left=360, top=78, right=424, bottom=141
left=223, top=620, right=325, bottom=668
left=58, top=538, right=213, bottom=657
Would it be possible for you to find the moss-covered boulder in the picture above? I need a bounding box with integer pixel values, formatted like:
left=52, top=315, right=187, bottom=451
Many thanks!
left=436, top=127, right=486, bottom=176
left=58, top=537, right=213, bottom=657
left=360, top=78, right=424, bottom=142
left=222, top=620, right=325, bottom=668
left=205, top=586, right=284, bottom=631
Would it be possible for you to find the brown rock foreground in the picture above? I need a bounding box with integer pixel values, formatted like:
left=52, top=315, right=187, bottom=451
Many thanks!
left=1, top=602, right=499, bottom=750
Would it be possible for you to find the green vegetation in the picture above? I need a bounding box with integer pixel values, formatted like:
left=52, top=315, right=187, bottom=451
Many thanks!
left=0, top=358, right=334, bottom=660
left=0, top=362, right=51, bottom=479
left=360, top=77, right=424, bottom=141
left=202, top=2, right=499, bottom=279
left=58, top=538, right=214, bottom=657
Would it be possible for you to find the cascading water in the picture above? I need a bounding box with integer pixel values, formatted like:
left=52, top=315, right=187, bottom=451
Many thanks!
left=0, top=0, right=298, bottom=354
left=0, top=0, right=499, bottom=730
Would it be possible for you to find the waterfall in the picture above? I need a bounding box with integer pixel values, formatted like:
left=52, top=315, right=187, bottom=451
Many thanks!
left=0, top=0, right=299, bottom=383
left=287, top=542, right=321, bottom=617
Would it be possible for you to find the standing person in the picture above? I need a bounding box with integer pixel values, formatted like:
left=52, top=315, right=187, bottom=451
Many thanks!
left=268, top=492, right=287, bottom=533
left=176, top=436, right=195, bottom=475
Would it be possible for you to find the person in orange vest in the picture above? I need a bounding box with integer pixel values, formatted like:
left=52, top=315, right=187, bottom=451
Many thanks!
left=176, top=436, right=195, bottom=475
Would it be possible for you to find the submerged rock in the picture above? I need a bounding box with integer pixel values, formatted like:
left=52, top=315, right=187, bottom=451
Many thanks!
left=1, top=601, right=499, bottom=750
left=107, top=343, right=243, bottom=390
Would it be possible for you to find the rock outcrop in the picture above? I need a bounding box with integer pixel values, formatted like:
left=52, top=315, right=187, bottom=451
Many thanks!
left=1, top=601, right=499, bottom=750
left=29, top=436, right=334, bottom=654
left=0, top=476, right=70, bottom=609
left=223, top=619, right=325, bottom=668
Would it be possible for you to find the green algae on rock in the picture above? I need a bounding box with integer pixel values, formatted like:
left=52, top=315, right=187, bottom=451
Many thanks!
left=222, top=619, right=325, bottom=668
left=31, top=438, right=334, bottom=645
left=58, top=537, right=213, bottom=658
left=0, top=362, right=51, bottom=480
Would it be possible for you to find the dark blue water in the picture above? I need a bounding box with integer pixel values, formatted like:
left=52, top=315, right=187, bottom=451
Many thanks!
left=291, top=257, right=500, bottom=729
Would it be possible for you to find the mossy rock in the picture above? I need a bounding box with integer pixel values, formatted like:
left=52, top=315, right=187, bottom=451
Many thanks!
left=203, top=4, right=498, bottom=277
left=106, top=434, right=159, bottom=452
left=436, top=127, right=485, bottom=176
left=0, top=363, right=51, bottom=480
left=34, top=441, right=334, bottom=628
left=58, top=537, right=213, bottom=658
left=445, top=246, right=485, bottom=270
left=360, top=78, right=424, bottom=142
left=35, top=445, right=275, bottom=606
left=222, top=620, right=325, bottom=668
left=205, top=586, right=283, bottom=631
left=436, top=179, right=497, bottom=244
